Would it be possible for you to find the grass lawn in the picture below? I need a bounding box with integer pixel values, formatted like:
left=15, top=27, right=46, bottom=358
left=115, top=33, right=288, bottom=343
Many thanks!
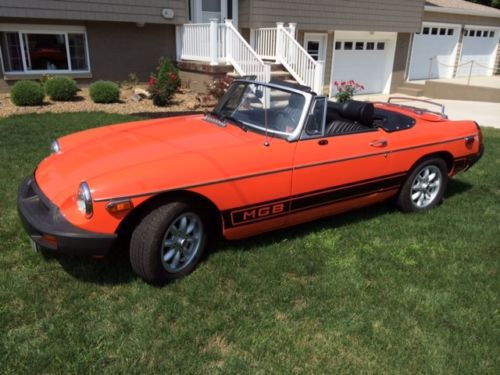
left=0, top=112, right=498, bottom=373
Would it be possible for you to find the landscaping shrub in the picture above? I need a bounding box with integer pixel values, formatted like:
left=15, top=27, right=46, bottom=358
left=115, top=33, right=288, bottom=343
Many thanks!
left=206, top=76, right=233, bottom=100
left=44, top=76, right=78, bottom=101
left=148, top=57, right=181, bottom=106
left=89, top=81, right=120, bottom=103
left=10, top=81, right=45, bottom=106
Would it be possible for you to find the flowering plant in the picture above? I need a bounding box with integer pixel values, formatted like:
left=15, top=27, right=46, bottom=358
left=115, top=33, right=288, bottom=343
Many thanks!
left=148, top=57, right=181, bottom=106
left=206, top=76, right=233, bottom=100
left=333, top=80, right=364, bottom=103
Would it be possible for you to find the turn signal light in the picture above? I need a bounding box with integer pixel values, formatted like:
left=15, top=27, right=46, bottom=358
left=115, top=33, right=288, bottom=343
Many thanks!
left=42, top=234, right=58, bottom=248
left=106, top=199, right=133, bottom=213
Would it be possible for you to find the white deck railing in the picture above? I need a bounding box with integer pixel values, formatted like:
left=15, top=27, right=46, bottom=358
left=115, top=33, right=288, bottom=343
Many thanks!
left=177, top=20, right=324, bottom=93
left=250, top=24, right=295, bottom=61
left=251, top=27, right=277, bottom=60
left=179, top=23, right=211, bottom=62
left=178, top=20, right=269, bottom=81
left=276, top=24, right=324, bottom=94
left=178, top=22, right=226, bottom=64
left=225, top=20, right=269, bottom=82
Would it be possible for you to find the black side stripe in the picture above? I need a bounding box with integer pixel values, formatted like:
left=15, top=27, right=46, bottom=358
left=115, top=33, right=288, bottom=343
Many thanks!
left=222, top=173, right=406, bottom=229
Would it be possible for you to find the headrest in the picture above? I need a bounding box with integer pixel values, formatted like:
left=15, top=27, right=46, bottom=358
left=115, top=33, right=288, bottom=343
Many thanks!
left=289, top=94, right=304, bottom=109
left=329, top=100, right=374, bottom=126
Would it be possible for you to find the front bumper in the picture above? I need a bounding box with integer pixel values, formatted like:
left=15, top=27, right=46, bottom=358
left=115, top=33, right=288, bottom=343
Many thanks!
left=17, top=176, right=117, bottom=256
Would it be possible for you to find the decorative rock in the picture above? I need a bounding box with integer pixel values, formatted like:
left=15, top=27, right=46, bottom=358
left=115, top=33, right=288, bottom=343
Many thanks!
left=130, top=94, right=142, bottom=102
left=134, top=88, right=151, bottom=99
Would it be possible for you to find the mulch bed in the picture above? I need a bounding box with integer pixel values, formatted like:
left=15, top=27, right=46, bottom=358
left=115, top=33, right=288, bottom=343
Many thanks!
left=0, top=86, right=211, bottom=118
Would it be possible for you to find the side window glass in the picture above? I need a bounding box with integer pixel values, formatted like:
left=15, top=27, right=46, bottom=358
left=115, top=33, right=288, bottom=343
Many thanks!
left=302, top=97, right=326, bottom=139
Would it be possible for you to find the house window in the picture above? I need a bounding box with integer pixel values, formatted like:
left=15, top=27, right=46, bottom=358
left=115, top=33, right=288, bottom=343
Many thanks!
left=447, top=28, right=454, bottom=36
left=423, top=27, right=430, bottom=35
left=469, top=30, right=475, bottom=37
left=490, top=31, right=495, bottom=37
left=0, top=27, right=90, bottom=73
left=482, top=30, right=488, bottom=37
left=431, top=28, right=438, bottom=35
left=335, top=41, right=341, bottom=50
left=344, top=42, right=353, bottom=50
left=376, top=42, right=385, bottom=50
left=439, top=28, right=446, bottom=35
left=355, top=42, right=364, bottom=50
left=366, top=42, right=374, bottom=50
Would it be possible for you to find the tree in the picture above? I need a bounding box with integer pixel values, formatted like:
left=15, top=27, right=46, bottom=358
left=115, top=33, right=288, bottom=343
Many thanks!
left=465, top=0, right=500, bottom=9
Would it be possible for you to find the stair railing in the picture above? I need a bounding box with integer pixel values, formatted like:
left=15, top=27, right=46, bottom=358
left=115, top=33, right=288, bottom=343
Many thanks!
left=225, top=20, right=270, bottom=82
left=276, top=24, right=325, bottom=94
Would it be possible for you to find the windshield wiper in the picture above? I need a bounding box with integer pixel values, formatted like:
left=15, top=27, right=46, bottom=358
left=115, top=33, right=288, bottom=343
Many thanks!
left=205, top=112, right=226, bottom=127
left=211, top=111, right=248, bottom=132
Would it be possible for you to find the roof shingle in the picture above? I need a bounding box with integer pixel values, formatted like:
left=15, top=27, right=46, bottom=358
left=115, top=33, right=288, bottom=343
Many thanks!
left=426, top=0, right=500, bottom=14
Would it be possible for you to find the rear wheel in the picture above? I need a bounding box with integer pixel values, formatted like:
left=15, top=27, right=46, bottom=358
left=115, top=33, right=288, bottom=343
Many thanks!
left=397, top=158, right=448, bottom=212
left=129, top=201, right=208, bottom=285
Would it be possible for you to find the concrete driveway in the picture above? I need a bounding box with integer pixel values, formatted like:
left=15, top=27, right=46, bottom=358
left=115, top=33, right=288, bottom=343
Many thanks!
left=352, top=94, right=500, bottom=129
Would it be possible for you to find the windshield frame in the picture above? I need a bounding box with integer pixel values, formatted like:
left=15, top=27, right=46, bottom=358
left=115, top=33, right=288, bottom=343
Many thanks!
left=213, top=79, right=314, bottom=142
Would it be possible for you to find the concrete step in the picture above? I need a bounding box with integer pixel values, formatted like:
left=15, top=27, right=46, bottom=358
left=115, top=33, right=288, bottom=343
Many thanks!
left=268, top=63, right=285, bottom=72
left=270, top=71, right=293, bottom=80
left=400, top=81, right=425, bottom=90
left=395, top=86, right=425, bottom=97
left=228, top=70, right=294, bottom=80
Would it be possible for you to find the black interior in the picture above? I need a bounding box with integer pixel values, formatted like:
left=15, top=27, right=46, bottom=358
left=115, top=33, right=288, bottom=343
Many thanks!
left=326, top=101, right=376, bottom=136
left=325, top=100, right=415, bottom=136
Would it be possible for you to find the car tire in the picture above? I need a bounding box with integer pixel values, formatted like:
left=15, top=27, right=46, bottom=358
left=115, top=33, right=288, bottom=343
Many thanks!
left=129, top=201, right=208, bottom=285
left=397, top=157, right=448, bottom=213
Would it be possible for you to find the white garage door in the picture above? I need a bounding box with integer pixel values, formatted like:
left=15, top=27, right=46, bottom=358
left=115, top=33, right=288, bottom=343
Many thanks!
left=330, top=32, right=397, bottom=95
left=456, top=27, right=499, bottom=77
left=408, top=23, right=461, bottom=80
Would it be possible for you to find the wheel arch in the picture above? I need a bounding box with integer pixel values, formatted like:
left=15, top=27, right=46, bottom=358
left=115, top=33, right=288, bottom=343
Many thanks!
left=409, top=151, right=454, bottom=174
left=116, top=190, right=222, bottom=240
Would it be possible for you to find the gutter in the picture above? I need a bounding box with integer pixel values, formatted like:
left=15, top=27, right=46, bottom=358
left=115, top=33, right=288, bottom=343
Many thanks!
left=424, top=5, right=500, bottom=19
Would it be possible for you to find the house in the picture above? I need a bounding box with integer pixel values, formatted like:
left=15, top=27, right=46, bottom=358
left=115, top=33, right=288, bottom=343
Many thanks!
left=0, top=0, right=186, bottom=91
left=408, top=0, right=500, bottom=81
left=1, top=0, right=499, bottom=96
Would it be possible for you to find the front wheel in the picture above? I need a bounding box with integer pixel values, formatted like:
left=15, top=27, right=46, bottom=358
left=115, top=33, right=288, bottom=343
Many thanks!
left=397, top=158, right=448, bottom=212
left=129, top=201, right=208, bottom=285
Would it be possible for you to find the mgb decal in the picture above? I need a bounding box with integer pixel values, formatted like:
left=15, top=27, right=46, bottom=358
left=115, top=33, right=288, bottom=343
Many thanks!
left=230, top=201, right=291, bottom=226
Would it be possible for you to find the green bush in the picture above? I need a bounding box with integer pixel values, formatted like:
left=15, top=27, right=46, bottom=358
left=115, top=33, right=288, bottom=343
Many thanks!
left=45, top=76, right=78, bottom=101
left=10, top=81, right=45, bottom=106
left=148, top=57, right=181, bottom=106
left=89, top=81, right=120, bottom=103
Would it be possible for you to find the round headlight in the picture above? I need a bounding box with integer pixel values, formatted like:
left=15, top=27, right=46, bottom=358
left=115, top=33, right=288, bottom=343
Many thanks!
left=77, top=182, right=93, bottom=218
left=50, top=140, right=61, bottom=154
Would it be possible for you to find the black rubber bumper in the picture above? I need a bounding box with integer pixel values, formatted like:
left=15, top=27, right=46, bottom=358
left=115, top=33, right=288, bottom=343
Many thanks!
left=17, top=176, right=117, bottom=256
left=467, top=143, right=484, bottom=169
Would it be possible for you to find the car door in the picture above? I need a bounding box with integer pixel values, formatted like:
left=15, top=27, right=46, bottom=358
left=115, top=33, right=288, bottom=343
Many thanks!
left=289, top=97, right=401, bottom=225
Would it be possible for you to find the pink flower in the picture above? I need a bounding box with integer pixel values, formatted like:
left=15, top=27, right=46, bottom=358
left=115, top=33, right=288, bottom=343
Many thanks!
left=341, top=81, right=346, bottom=86
left=334, top=81, right=339, bottom=86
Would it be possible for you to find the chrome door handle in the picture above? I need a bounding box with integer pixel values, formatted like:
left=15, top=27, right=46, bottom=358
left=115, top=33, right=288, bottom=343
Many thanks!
left=370, top=139, right=388, bottom=148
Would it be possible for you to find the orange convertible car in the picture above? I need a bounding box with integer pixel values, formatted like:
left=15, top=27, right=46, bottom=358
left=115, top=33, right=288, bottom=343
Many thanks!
left=18, top=79, right=484, bottom=284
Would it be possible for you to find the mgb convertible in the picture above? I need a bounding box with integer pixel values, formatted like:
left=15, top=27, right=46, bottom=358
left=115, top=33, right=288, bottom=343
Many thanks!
left=18, top=79, right=484, bottom=284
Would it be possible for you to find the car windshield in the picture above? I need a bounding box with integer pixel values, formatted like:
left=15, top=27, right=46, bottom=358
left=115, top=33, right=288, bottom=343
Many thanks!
left=212, top=81, right=307, bottom=137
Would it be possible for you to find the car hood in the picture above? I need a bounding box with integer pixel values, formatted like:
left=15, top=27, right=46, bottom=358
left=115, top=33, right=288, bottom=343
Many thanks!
left=35, top=115, right=292, bottom=206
